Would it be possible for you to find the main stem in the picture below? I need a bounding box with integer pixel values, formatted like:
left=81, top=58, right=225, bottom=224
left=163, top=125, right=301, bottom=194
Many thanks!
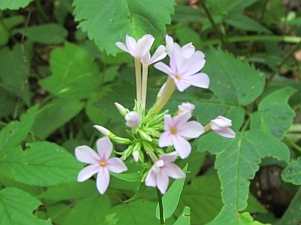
left=134, top=58, right=142, bottom=105
left=157, top=188, right=165, bottom=224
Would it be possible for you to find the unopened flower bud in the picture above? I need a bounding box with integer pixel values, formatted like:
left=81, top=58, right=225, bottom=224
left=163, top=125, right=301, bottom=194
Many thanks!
left=115, top=102, right=127, bottom=116
left=138, top=130, right=152, bottom=142
left=125, top=111, right=141, bottom=128
left=132, top=151, right=140, bottom=162
left=94, top=125, right=111, bottom=136
left=210, top=116, right=236, bottom=138
left=178, top=102, right=195, bottom=114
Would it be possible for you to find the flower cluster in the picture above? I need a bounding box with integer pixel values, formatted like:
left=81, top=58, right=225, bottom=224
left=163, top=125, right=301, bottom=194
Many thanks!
left=75, top=34, right=236, bottom=195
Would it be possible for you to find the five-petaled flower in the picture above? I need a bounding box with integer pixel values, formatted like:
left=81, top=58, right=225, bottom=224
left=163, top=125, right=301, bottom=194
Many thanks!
left=154, top=43, right=210, bottom=92
left=159, top=111, right=204, bottom=159
left=210, top=116, right=236, bottom=138
left=145, top=152, right=185, bottom=194
left=75, top=136, right=127, bottom=194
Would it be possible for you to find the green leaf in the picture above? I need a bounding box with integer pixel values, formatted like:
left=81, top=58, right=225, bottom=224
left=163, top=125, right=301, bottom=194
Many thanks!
left=32, top=99, right=84, bottom=139
left=39, top=42, right=101, bottom=100
left=0, top=104, right=39, bottom=152
left=176, top=174, right=223, bottom=225
left=198, top=130, right=289, bottom=224
left=103, top=199, right=158, bottom=225
left=62, top=193, right=111, bottom=225
left=22, top=23, right=68, bottom=44
left=0, top=141, right=81, bottom=186
left=72, top=0, right=175, bottom=55
left=203, top=48, right=265, bottom=106
left=156, top=164, right=188, bottom=221
left=282, top=157, right=301, bottom=185
left=173, top=206, right=190, bottom=225
left=0, top=0, right=33, bottom=10
left=0, top=187, right=51, bottom=225
left=250, top=87, right=296, bottom=139
left=110, top=171, right=143, bottom=183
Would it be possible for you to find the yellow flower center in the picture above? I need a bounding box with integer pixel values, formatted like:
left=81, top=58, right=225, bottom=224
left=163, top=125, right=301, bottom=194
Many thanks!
left=170, top=127, right=177, bottom=134
left=175, top=74, right=181, bottom=80
left=100, top=161, right=106, bottom=167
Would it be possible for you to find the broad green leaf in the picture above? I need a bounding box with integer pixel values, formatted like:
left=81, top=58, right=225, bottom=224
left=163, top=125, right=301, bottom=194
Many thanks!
left=203, top=48, right=265, bottom=106
left=173, top=206, right=190, bottom=225
left=22, top=23, right=68, bottom=44
left=282, top=157, right=301, bottom=185
left=39, top=42, right=101, bottom=100
left=250, top=87, right=296, bottom=139
left=103, top=199, right=158, bottom=225
left=72, top=0, right=175, bottom=55
left=0, top=141, right=81, bottom=186
left=0, top=0, right=33, bottom=10
left=156, top=164, right=188, bottom=221
left=0, top=187, right=51, bottom=225
left=198, top=130, right=289, bottom=223
left=110, top=171, right=143, bottom=183
left=62, top=193, right=111, bottom=225
left=0, top=104, right=39, bottom=152
left=176, top=174, right=223, bottom=225
left=32, top=99, right=84, bottom=139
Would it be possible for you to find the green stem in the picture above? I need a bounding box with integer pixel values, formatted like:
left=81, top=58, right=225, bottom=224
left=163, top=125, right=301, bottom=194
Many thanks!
left=134, top=58, right=142, bottom=105
left=284, top=137, right=301, bottom=153
left=157, top=188, right=165, bottom=225
left=141, top=64, right=149, bottom=111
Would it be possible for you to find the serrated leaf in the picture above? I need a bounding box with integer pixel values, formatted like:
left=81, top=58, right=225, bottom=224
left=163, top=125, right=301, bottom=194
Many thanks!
left=0, top=0, right=33, bottom=10
left=0, top=142, right=81, bottom=186
left=250, top=87, right=296, bottom=139
left=203, top=48, right=265, bottom=106
left=0, top=104, right=39, bottom=152
left=0, top=187, right=51, bottom=225
left=282, top=157, right=301, bottom=185
left=72, top=0, right=175, bottom=55
left=156, top=164, right=188, bottom=221
left=39, top=42, right=101, bottom=100
left=103, top=199, right=158, bottom=225
left=198, top=130, right=289, bottom=223
left=173, top=206, right=190, bottom=225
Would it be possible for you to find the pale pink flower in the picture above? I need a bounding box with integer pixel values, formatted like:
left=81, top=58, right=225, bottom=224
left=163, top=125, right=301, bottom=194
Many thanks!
left=159, top=112, right=204, bottom=159
left=125, top=111, right=141, bottom=128
left=75, top=137, right=127, bottom=194
left=178, top=102, right=195, bottom=114
left=210, top=116, right=236, bottom=138
left=154, top=43, right=210, bottom=92
left=145, top=152, right=185, bottom=194
left=165, top=35, right=195, bottom=59
left=141, top=45, right=167, bottom=65
left=115, top=34, right=154, bottom=58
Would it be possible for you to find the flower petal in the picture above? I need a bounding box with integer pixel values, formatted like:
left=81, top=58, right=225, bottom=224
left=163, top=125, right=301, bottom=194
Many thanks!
left=172, top=135, right=191, bottom=159
left=160, top=151, right=178, bottom=163
left=163, top=163, right=186, bottom=179
left=172, top=111, right=191, bottom=128
left=135, top=34, right=154, bottom=58
left=115, top=42, right=129, bottom=53
left=77, top=164, right=100, bottom=182
left=183, top=73, right=210, bottom=89
left=165, top=35, right=174, bottom=56
left=106, top=157, right=128, bottom=173
left=125, top=35, right=137, bottom=56
left=211, top=116, right=232, bottom=128
left=174, top=79, right=191, bottom=92
left=159, top=131, right=173, bottom=147
left=214, top=127, right=236, bottom=138
left=154, top=62, right=173, bottom=76
left=181, top=42, right=195, bottom=58
left=75, top=145, right=100, bottom=164
left=96, top=167, right=110, bottom=194
left=148, top=45, right=167, bottom=64
left=170, top=43, right=182, bottom=73
left=178, top=121, right=204, bottom=138
left=156, top=170, right=169, bottom=194
left=163, top=114, right=173, bottom=131
left=181, top=52, right=205, bottom=76
left=145, top=169, right=157, bottom=187
left=96, top=136, right=112, bottom=161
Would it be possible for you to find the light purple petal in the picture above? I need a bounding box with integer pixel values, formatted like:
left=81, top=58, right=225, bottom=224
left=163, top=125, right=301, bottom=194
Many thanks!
left=172, top=135, right=191, bottom=159
left=156, top=170, right=169, bottom=194
left=174, top=79, right=191, bottom=92
left=159, top=131, right=173, bottom=147
left=172, top=111, right=191, bottom=128
left=163, top=114, right=173, bottom=131
left=115, top=42, right=129, bottom=53
left=96, top=136, right=112, bottom=161
left=75, top=145, right=100, bottom=164
left=77, top=164, right=100, bottom=182
left=181, top=42, right=195, bottom=58
left=163, top=163, right=186, bottom=179
left=148, top=45, right=167, bottom=64
left=181, top=53, right=205, bottom=76
left=178, top=121, right=204, bottom=138
left=211, top=116, right=232, bottom=128
left=125, top=35, right=136, bottom=56
left=141, top=52, right=151, bottom=64
left=183, top=73, right=210, bottom=89
left=106, top=157, right=127, bottom=173
left=145, top=169, right=157, bottom=187
left=154, top=62, right=173, bottom=76
left=214, top=127, right=236, bottom=138
left=135, top=35, right=154, bottom=58
left=160, top=151, right=178, bottom=163
left=165, top=35, right=174, bottom=56
left=170, top=43, right=182, bottom=73
left=96, top=167, right=110, bottom=194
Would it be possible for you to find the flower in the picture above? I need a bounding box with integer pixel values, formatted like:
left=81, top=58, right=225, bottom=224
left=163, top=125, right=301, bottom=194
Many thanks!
left=154, top=43, right=210, bottom=92
left=93, top=125, right=111, bottom=136
left=178, top=102, right=195, bottom=114
left=141, top=45, right=167, bottom=65
left=115, top=34, right=154, bottom=58
left=125, top=111, right=141, bottom=128
left=165, top=35, right=195, bottom=59
left=210, top=116, right=236, bottom=138
left=159, top=112, right=204, bottom=158
left=75, top=137, right=127, bottom=194
left=145, top=152, right=185, bottom=194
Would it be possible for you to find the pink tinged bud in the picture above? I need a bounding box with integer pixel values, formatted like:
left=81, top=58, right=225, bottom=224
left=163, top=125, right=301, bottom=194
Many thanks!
left=114, top=102, right=127, bottom=116
left=210, top=116, right=236, bottom=138
left=132, top=151, right=140, bottom=162
left=94, top=125, right=111, bottom=136
left=125, top=111, right=141, bottom=128
left=178, top=102, right=195, bottom=114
